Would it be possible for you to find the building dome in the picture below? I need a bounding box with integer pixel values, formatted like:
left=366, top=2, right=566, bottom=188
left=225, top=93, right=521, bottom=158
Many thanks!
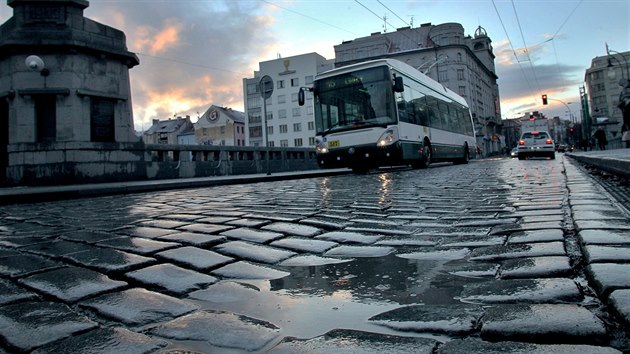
left=474, top=26, right=488, bottom=38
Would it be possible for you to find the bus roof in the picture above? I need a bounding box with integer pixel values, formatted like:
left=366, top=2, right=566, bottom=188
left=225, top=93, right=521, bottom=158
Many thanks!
left=315, top=59, right=468, bottom=107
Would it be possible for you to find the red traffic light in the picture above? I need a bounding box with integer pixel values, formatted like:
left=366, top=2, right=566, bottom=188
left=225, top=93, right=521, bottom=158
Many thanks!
left=542, top=94, right=548, bottom=105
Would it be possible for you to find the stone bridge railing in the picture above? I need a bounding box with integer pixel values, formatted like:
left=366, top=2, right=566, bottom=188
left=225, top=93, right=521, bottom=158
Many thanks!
left=6, top=142, right=319, bottom=186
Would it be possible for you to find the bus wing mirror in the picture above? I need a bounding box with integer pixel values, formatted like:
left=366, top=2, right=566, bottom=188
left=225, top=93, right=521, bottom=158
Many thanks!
left=298, top=87, right=313, bottom=106
left=393, top=76, right=404, bottom=92
left=298, top=88, right=305, bottom=106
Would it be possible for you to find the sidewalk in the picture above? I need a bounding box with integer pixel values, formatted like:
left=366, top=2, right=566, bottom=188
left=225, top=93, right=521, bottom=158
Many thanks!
left=566, top=148, right=630, bottom=178
left=0, top=168, right=352, bottom=205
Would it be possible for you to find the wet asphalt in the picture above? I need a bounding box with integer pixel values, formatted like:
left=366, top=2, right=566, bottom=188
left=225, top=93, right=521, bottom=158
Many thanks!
left=0, top=153, right=629, bottom=353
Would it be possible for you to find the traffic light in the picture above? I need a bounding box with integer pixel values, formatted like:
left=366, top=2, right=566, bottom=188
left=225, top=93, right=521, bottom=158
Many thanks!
left=542, top=94, right=548, bottom=105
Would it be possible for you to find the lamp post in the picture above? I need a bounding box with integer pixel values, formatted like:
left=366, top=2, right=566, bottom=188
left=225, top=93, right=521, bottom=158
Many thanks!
left=606, top=45, right=630, bottom=84
left=546, top=97, right=575, bottom=145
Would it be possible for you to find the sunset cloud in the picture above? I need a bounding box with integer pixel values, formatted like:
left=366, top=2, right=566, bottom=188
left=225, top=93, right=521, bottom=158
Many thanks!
left=134, top=20, right=184, bottom=55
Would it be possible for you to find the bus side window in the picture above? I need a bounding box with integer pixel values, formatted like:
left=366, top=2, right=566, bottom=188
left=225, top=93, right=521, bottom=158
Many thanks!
left=396, top=93, right=409, bottom=122
left=417, top=104, right=429, bottom=126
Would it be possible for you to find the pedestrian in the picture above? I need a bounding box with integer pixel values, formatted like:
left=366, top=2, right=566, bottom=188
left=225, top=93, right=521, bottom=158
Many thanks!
left=594, top=128, right=607, bottom=150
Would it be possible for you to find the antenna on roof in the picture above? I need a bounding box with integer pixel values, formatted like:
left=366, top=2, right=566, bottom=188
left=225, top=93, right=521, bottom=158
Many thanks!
left=382, top=14, right=388, bottom=32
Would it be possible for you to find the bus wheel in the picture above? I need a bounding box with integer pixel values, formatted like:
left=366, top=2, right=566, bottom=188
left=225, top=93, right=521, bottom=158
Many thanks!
left=419, top=141, right=431, bottom=169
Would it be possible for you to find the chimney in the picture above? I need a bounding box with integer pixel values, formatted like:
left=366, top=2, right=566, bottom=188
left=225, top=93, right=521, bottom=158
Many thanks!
left=152, top=119, right=159, bottom=125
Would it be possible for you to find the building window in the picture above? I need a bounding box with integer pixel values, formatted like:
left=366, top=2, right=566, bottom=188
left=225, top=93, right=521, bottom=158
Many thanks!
left=250, top=126, right=262, bottom=138
left=294, top=138, right=303, bottom=147
left=280, top=139, right=288, bottom=147
left=267, top=126, right=273, bottom=135
left=308, top=121, right=314, bottom=130
left=268, top=141, right=275, bottom=147
left=438, top=70, right=448, bottom=82
left=277, top=80, right=285, bottom=89
left=305, top=75, right=313, bottom=85
left=307, top=106, right=313, bottom=115
left=459, top=86, right=466, bottom=97
left=91, top=97, right=115, bottom=142
left=279, top=109, right=287, bottom=119
left=291, top=93, right=298, bottom=102
left=279, top=124, right=288, bottom=133
left=309, top=137, right=316, bottom=145
left=291, top=78, right=299, bottom=87
left=247, top=97, right=261, bottom=109
left=35, top=95, right=56, bottom=143
left=277, top=95, right=286, bottom=104
left=247, top=83, right=259, bottom=94
left=220, top=126, right=225, bottom=134
left=293, top=123, right=302, bottom=132
left=457, top=69, right=465, bottom=80
left=292, top=107, right=301, bottom=117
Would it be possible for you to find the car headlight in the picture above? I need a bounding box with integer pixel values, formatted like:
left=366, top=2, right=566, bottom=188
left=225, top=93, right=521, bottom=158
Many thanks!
left=377, top=127, right=399, bottom=147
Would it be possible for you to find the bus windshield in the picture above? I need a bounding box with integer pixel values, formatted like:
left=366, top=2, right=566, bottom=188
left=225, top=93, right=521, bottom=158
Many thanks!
left=313, top=66, right=397, bottom=135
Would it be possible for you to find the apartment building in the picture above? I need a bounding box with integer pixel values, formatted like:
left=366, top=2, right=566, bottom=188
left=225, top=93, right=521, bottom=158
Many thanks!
left=243, top=53, right=334, bottom=147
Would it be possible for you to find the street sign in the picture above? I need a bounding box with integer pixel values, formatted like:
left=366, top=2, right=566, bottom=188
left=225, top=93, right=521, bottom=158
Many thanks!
left=260, top=75, right=273, bottom=99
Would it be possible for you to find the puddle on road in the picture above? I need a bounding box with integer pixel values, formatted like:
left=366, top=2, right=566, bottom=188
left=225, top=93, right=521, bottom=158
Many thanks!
left=187, top=254, right=486, bottom=341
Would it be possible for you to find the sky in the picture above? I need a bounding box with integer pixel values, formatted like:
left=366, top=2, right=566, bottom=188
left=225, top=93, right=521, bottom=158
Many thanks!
left=1, top=0, right=628, bottom=131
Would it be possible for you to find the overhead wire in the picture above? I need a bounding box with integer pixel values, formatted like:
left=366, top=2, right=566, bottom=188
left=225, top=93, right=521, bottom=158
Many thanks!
left=376, top=0, right=410, bottom=27
left=259, top=0, right=358, bottom=36
left=511, top=0, right=543, bottom=98
left=491, top=0, right=537, bottom=106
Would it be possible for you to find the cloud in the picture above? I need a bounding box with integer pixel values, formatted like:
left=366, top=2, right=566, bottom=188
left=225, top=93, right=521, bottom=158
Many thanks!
left=493, top=38, right=584, bottom=117
left=85, top=1, right=276, bottom=131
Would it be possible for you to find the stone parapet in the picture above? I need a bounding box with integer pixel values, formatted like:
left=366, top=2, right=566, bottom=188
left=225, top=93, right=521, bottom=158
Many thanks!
left=4, top=142, right=319, bottom=186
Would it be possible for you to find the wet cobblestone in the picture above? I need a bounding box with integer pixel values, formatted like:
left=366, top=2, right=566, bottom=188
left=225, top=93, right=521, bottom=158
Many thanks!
left=0, top=155, right=629, bottom=352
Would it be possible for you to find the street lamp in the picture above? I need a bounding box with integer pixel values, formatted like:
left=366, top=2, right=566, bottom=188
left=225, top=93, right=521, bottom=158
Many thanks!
left=606, top=45, right=630, bottom=86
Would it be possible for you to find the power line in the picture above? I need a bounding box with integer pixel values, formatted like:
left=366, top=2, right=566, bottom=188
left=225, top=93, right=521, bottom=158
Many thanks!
left=136, top=53, right=250, bottom=76
left=491, top=0, right=537, bottom=102
left=260, top=0, right=357, bottom=36
left=376, top=0, right=410, bottom=27
left=511, top=0, right=543, bottom=97
left=354, top=0, right=391, bottom=30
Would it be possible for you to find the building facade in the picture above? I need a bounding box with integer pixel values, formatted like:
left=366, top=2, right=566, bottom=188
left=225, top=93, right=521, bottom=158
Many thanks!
left=334, top=22, right=503, bottom=155
left=0, top=0, right=141, bottom=184
left=143, top=116, right=194, bottom=145
left=195, top=105, right=245, bottom=146
left=584, top=50, right=630, bottom=148
left=243, top=53, right=334, bottom=147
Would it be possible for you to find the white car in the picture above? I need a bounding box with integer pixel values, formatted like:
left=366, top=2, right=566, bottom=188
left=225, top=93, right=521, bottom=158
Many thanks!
left=517, top=131, right=555, bottom=160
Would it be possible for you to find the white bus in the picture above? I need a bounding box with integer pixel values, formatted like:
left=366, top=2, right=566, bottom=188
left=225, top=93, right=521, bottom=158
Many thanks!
left=299, top=59, right=476, bottom=173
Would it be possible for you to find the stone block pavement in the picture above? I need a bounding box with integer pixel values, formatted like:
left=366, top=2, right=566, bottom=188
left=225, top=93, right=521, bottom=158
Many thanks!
left=0, top=149, right=629, bottom=352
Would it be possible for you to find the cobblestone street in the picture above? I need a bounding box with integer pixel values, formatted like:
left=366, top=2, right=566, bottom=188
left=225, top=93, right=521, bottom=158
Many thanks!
left=1, top=155, right=629, bottom=353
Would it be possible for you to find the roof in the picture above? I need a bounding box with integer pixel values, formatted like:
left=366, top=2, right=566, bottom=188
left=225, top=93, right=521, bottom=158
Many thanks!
left=199, top=105, right=245, bottom=124
left=145, top=118, right=190, bottom=135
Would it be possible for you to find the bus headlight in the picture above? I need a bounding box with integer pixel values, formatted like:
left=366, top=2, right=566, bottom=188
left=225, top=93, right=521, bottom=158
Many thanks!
left=377, top=127, right=399, bottom=147
left=315, top=140, right=329, bottom=154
